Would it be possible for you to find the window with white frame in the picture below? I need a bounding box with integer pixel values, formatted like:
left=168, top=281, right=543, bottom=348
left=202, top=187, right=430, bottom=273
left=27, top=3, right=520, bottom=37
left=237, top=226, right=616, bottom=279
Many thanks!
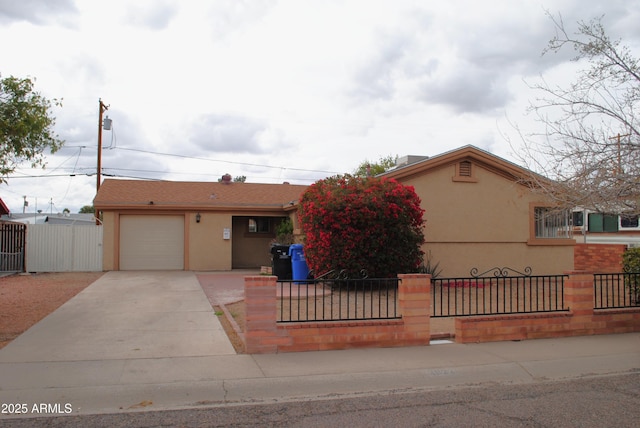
left=621, top=214, right=639, bottom=229
left=534, top=207, right=571, bottom=239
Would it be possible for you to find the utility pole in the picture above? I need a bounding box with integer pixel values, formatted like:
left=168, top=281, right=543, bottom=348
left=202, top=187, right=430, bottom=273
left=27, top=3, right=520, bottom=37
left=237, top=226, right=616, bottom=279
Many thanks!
left=609, top=133, right=631, bottom=175
left=96, top=99, right=111, bottom=226
left=97, top=99, right=109, bottom=193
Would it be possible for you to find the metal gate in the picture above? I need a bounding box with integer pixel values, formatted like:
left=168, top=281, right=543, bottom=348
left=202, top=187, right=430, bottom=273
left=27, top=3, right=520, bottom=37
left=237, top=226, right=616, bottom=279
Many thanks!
left=0, top=222, right=26, bottom=272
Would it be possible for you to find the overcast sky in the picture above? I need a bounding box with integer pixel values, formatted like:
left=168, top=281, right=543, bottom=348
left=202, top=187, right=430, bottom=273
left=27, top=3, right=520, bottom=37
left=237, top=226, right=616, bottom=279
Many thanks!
left=1, top=0, right=639, bottom=214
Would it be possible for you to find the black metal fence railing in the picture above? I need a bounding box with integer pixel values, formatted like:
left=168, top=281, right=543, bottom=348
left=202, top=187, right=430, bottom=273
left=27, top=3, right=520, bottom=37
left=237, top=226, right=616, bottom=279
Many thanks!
left=277, top=276, right=400, bottom=323
left=593, top=273, right=640, bottom=309
left=0, top=222, right=26, bottom=272
left=432, top=268, right=568, bottom=317
left=0, top=251, right=24, bottom=272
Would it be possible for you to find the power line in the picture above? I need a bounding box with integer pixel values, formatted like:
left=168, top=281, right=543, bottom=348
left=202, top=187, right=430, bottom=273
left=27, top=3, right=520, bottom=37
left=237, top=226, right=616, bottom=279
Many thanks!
left=6, top=173, right=93, bottom=179
left=9, top=144, right=342, bottom=183
left=5, top=170, right=323, bottom=183
left=114, top=146, right=342, bottom=175
left=48, top=144, right=346, bottom=177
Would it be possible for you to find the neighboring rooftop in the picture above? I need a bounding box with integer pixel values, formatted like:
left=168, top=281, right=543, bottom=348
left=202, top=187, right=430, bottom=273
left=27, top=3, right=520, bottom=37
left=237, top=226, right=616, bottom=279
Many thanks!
left=395, top=155, right=429, bottom=168
left=0, top=197, right=9, bottom=216
left=0, top=213, right=96, bottom=225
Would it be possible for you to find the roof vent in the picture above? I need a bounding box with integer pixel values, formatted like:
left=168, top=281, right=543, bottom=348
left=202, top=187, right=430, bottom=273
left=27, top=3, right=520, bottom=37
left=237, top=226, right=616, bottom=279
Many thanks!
left=221, top=174, right=232, bottom=184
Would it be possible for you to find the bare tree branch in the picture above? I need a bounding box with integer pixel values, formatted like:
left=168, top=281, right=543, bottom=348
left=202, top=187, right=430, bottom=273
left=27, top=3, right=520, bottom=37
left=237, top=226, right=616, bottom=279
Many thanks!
left=515, top=12, right=640, bottom=216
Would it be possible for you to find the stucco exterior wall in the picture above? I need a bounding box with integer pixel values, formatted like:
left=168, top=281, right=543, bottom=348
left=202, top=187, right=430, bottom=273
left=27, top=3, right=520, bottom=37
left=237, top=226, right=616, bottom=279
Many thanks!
left=400, top=163, right=574, bottom=277
left=100, top=210, right=234, bottom=271
left=101, top=211, right=116, bottom=271
left=425, top=243, right=574, bottom=277
left=188, top=212, right=232, bottom=270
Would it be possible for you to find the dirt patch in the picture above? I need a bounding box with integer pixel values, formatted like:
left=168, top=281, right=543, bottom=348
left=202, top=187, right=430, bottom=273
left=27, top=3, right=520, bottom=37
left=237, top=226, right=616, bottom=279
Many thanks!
left=215, top=301, right=245, bottom=354
left=0, top=272, right=104, bottom=349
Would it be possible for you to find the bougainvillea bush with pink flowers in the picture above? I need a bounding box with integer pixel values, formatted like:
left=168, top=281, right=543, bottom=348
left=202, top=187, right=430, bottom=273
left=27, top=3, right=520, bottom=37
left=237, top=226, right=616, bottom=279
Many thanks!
left=298, top=174, right=425, bottom=278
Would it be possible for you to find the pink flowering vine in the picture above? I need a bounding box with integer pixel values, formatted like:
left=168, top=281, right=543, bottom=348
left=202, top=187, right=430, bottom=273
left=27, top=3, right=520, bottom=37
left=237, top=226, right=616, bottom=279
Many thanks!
left=298, top=174, right=425, bottom=278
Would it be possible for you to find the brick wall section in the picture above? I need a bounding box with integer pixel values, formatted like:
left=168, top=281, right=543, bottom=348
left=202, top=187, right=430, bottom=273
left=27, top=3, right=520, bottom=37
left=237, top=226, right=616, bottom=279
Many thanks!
left=574, top=243, right=626, bottom=272
left=455, top=271, right=640, bottom=343
left=397, top=274, right=431, bottom=338
left=244, top=276, right=282, bottom=354
left=244, top=274, right=431, bottom=354
left=246, top=272, right=640, bottom=351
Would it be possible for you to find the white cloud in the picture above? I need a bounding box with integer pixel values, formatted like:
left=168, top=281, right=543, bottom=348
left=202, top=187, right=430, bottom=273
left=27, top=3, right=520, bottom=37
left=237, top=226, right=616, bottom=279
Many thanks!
left=416, top=59, right=513, bottom=114
left=189, top=113, right=273, bottom=154
left=124, top=0, right=178, bottom=30
left=0, top=0, right=77, bottom=25
left=1, top=0, right=640, bottom=213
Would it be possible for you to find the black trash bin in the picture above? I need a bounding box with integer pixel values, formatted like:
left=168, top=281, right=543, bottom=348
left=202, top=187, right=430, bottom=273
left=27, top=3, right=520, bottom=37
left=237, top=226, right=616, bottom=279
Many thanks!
left=270, top=244, right=292, bottom=280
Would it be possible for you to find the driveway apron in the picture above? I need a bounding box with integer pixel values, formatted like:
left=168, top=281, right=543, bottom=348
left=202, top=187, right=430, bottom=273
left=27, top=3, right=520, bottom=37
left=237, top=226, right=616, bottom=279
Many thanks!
left=0, top=271, right=235, bottom=363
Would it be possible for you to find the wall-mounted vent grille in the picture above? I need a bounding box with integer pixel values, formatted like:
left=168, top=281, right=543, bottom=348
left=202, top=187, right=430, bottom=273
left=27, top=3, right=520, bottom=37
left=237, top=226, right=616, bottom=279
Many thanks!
left=459, top=161, right=472, bottom=177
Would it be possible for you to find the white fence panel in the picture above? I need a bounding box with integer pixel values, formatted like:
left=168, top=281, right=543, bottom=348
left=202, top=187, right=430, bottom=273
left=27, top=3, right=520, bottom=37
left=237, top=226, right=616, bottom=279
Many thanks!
left=26, top=225, right=103, bottom=272
left=71, top=226, right=103, bottom=271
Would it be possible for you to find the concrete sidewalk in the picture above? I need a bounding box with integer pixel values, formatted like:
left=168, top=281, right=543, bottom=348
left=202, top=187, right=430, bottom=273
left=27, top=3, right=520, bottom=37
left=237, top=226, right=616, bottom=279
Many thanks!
left=0, top=271, right=638, bottom=419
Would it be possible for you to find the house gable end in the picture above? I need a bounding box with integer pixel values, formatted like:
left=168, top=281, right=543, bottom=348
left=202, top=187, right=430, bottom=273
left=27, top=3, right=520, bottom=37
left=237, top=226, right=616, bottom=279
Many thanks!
left=381, top=145, right=539, bottom=188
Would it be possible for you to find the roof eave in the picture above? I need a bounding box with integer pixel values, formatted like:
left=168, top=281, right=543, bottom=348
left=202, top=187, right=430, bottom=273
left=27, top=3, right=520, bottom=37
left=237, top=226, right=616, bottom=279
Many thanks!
left=94, top=203, right=296, bottom=212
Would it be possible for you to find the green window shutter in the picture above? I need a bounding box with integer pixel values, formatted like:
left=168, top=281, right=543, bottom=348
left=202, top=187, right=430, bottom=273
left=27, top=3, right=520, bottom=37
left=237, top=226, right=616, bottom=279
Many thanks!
left=603, top=214, right=619, bottom=232
left=588, top=213, right=604, bottom=232
left=588, top=213, right=619, bottom=232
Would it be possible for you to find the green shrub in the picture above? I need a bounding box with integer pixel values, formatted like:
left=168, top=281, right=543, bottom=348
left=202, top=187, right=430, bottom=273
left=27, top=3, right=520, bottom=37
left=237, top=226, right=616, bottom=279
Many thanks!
left=623, top=247, right=640, bottom=303
left=274, top=217, right=294, bottom=245
left=415, top=251, right=442, bottom=278
left=623, top=247, right=640, bottom=273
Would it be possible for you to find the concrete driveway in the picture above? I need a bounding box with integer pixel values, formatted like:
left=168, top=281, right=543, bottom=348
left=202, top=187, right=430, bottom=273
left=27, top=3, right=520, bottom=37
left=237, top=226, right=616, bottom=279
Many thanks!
left=0, top=271, right=236, bottom=363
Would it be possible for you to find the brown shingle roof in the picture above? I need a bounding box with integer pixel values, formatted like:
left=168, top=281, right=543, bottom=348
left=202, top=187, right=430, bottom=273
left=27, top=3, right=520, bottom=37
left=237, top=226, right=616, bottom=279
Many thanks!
left=94, top=179, right=308, bottom=211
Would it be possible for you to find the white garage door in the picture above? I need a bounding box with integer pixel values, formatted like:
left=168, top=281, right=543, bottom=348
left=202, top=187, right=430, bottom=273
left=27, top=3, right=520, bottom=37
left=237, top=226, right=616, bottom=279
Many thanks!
left=120, top=215, right=184, bottom=270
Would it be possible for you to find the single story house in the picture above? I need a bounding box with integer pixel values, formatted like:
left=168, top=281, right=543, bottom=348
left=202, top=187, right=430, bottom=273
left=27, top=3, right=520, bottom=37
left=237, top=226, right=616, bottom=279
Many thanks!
left=93, top=177, right=307, bottom=271
left=94, top=146, right=575, bottom=275
left=381, top=145, right=575, bottom=276
left=571, top=208, right=640, bottom=247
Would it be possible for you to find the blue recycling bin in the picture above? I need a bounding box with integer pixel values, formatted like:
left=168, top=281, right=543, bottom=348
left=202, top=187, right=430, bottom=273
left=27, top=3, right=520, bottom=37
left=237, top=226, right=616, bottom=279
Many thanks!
left=289, top=244, right=309, bottom=283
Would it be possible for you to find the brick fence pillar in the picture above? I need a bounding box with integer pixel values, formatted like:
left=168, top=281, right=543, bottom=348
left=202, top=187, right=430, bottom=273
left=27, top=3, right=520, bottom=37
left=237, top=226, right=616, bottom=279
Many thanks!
left=564, top=271, right=595, bottom=334
left=244, top=275, right=279, bottom=354
left=398, top=273, right=431, bottom=345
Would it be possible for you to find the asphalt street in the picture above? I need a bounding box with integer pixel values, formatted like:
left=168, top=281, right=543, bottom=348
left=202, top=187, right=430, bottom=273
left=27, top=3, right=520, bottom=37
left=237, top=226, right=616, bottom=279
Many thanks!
left=1, top=372, right=638, bottom=427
